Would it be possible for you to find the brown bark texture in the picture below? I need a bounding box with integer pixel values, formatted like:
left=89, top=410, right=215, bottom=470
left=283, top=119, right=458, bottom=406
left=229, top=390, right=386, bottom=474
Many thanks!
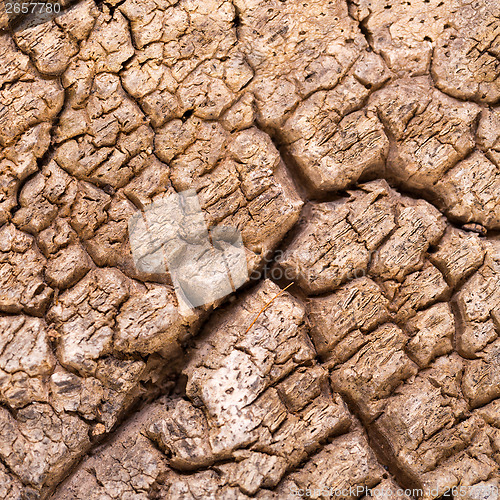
left=0, top=0, right=499, bottom=498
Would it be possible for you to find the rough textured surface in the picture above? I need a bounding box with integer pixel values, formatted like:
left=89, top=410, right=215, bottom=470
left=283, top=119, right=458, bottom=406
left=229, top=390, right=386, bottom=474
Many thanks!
left=0, top=0, right=500, bottom=498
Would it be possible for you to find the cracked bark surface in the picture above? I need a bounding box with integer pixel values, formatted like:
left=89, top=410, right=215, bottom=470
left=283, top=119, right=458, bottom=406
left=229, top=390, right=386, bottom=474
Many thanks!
left=0, top=0, right=499, bottom=498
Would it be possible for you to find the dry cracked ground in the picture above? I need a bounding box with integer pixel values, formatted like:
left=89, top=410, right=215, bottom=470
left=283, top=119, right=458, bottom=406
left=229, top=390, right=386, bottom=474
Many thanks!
left=0, top=0, right=499, bottom=498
